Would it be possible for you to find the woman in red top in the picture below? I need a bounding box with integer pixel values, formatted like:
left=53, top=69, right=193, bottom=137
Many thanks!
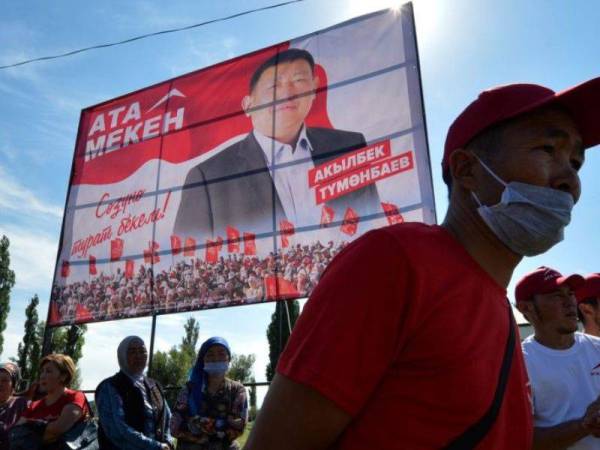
left=17, top=354, right=89, bottom=444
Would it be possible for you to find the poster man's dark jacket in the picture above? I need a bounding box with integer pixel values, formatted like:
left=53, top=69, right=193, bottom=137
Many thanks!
left=174, top=127, right=381, bottom=238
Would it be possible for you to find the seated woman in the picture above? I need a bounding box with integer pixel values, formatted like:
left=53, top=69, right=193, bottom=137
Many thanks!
left=17, top=354, right=90, bottom=445
left=171, top=337, right=248, bottom=450
left=96, top=336, right=174, bottom=450
left=0, top=362, right=28, bottom=450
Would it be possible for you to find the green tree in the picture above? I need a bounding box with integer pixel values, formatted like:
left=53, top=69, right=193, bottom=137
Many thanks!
left=151, top=316, right=200, bottom=407
left=16, top=295, right=41, bottom=387
left=0, top=235, right=16, bottom=356
left=266, top=300, right=299, bottom=381
left=229, top=353, right=257, bottom=420
left=47, top=324, right=87, bottom=389
left=181, top=317, right=200, bottom=359
left=152, top=345, right=195, bottom=407
left=229, top=353, right=256, bottom=384
left=15, top=316, right=87, bottom=390
left=249, top=378, right=257, bottom=421
left=56, top=325, right=87, bottom=364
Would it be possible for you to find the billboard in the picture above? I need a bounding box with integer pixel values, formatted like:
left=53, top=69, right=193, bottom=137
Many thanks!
left=48, top=4, right=435, bottom=326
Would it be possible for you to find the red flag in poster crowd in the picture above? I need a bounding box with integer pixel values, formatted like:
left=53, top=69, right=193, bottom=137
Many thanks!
left=75, top=303, right=93, bottom=322
left=89, top=255, right=97, bottom=275
left=264, top=275, right=300, bottom=299
left=244, top=232, right=256, bottom=256
left=184, top=237, right=196, bottom=257
left=110, top=238, right=124, bottom=261
left=226, top=226, right=240, bottom=253
left=340, top=207, right=359, bottom=236
left=170, top=235, right=182, bottom=255
left=280, top=220, right=295, bottom=248
left=143, top=241, right=160, bottom=264
left=61, top=261, right=70, bottom=278
left=320, top=205, right=335, bottom=227
left=205, top=239, right=219, bottom=264
left=215, top=236, right=224, bottom=252
left=49, top=302, right=61, bottom=324
left=151, top=241, right=160, bottom=263
left=381, top=202, right=404, bottom=225
left=125, top=260, right=135, bottom=279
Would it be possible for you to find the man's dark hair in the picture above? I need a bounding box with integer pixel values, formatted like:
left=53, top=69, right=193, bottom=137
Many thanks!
left=249, top=48, right=315, bottom=92
left=443, top=123, right=506, bottom=197
left=577, top=297, right=598, bottom=323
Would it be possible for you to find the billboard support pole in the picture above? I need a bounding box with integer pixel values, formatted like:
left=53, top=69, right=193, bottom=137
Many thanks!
left=278, top=302, right=282, bottom=356
left=148, top=314, right=157, bottom=376
left=283, top=300, right=292, bottom=334
left=42, top=326, right=54, bottom=358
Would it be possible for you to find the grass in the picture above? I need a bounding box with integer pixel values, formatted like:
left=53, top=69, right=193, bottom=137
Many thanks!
left=237, top=421, right=254, bottom=447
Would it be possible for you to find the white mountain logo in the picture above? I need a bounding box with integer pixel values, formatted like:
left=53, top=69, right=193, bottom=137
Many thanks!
left=148, top=88, right=186, bottom=112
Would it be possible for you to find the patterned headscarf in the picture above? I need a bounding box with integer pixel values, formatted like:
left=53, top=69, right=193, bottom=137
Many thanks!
left=0, top=362, right=20, bottom=389
left=188, top=336, right=231, bottom=417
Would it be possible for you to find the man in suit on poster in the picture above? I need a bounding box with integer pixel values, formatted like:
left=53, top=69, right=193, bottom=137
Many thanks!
left=174, top=48, right=380, bottom=239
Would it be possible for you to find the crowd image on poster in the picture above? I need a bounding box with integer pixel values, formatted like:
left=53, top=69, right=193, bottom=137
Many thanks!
left=49, top=4, right=435, bottom=326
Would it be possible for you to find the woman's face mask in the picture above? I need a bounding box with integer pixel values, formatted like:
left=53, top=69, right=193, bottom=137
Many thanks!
left=203, top=344, right=230, bottom=375
left=203, top=361, right=230, bottom=375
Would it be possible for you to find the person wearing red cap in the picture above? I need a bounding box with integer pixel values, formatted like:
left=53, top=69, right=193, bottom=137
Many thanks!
left=245, top=77, right=600, bottom=450
left=515, top=266, right=600, bottom=450
left=577, top=274, right=600, bottom=337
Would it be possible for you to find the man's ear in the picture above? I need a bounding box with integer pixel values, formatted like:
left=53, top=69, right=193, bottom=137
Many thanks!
left=448, top=148, right=479, bottom=191
left=578, top=303, right=593, bottom=321
left=241, top=96, right=252, bottom=116
left=516, top=300, right=534, bottom=323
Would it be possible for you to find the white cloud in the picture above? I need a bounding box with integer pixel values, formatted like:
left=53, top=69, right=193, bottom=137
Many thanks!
left=0, top=48, right=45, bottom=85
left=78, top=318, right=153, bottom=389
left=133, top=1, right=194, bottom=29
left=0, top=165, right=63, bottom=218
left=0, top=79, right=38, bottom=103
left=0, top=223, right=58, bottom=292
left=3, top=291, right=278, bottom=407
left=167, top=35, right=239, bottom=77
left=0, top=21, right=78, bottom=85
left=75, top=306, right=272, bottom=389
left=107, top=1, right=193, bottom=36
left=0, top=143, right=18, bottom=162
left=1, top=327, right=24, bottom=361
left=73, top=303, right=276, bottom=391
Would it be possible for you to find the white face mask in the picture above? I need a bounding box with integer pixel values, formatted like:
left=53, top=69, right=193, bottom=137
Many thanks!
left=203, top=361, right=229, bottom=375
left=471, top=157, right=575, bottom=256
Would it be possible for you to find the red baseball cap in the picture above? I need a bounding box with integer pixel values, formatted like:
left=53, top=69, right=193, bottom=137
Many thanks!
left=576, top=273, right=600, bottom=303
left=515, top=266, right=585, bottom=302
left=443, top=77, right=600, bottom=174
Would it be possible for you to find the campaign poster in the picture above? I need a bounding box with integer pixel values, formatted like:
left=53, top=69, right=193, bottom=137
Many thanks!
left=48, top=4, right=435, bottom=326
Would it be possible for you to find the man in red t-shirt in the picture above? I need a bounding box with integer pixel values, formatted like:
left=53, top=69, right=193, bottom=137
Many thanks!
left=244, top=78, right=600, bottom=450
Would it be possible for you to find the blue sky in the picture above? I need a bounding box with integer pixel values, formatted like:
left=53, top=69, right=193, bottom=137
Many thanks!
left=1, top=0, right=599, bottom=398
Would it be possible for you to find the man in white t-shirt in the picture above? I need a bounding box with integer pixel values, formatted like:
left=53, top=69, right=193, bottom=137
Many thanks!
left=517, top=266, right=600, bottom=449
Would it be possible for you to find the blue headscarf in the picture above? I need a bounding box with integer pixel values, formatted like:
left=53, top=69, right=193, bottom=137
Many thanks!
left=188, top=336, right=231, bottom=417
